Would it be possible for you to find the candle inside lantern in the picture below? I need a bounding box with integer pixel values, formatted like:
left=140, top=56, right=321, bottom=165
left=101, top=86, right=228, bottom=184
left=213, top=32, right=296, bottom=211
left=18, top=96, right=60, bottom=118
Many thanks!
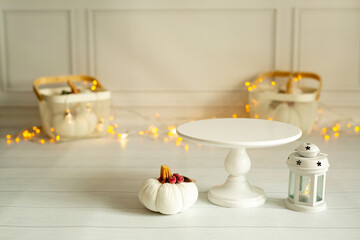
left=299, top=179, right=311, bottom=203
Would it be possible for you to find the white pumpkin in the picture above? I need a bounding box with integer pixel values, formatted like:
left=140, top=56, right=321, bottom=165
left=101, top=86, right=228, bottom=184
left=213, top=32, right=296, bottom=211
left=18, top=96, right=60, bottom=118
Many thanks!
left=138, top=165, right=198, bottom=215
left=53, top=109, right=97, bottom=137
left=272, top=102, right=318, bottom=136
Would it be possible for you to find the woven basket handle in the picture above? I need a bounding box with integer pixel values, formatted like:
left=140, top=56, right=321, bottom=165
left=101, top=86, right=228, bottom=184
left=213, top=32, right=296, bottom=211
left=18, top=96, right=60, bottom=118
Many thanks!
left=33, top=75, right=103, bottom=101
left=257, top=71, right=322, bottom=100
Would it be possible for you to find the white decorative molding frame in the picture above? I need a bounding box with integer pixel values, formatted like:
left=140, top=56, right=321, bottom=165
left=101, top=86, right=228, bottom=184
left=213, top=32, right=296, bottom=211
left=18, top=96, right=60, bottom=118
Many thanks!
left=0, top=0, right=359, bottom=112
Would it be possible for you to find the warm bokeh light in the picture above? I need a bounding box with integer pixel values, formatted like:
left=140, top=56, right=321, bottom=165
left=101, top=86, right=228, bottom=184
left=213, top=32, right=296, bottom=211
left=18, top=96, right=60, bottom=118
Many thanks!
left=184, top=144, right=189, bottom=152
left=355, top=126, right=359, bottom=133
left=324, top=135, right=330, bottom=141
left=245, top=82, right=250, bottom=87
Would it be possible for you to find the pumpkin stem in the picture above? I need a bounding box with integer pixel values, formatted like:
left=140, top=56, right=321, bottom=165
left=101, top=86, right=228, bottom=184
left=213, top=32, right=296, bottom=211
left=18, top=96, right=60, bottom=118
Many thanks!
left=159, top=165, right=172, bottom=183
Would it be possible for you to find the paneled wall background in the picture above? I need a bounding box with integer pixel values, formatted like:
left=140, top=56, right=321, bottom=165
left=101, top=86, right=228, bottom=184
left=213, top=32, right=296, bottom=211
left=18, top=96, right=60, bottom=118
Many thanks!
left=0, top=0, right=359, bottom=119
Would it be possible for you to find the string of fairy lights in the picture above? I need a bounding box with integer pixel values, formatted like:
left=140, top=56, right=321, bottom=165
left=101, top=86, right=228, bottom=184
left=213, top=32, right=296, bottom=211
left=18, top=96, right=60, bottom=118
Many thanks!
left=3, top=106, right=359, bottom=150
left=3, top=74, right=360, bottom=147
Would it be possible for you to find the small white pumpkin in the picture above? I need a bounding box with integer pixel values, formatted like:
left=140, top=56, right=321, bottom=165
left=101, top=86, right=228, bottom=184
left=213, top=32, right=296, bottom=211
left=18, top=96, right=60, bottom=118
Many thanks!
left=138, top=165, right=198, bottom=215
left=53, top=109, right=98, bottom=137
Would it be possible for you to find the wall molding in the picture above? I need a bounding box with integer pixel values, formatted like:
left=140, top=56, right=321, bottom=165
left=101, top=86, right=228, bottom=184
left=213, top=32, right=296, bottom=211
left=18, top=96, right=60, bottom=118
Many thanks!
left=88, top=8, right=278, bottom=92
left=0, top=9, right=75, bottom=92
left=292, top=7, right=360, bottom=90
left=0, top=1, right=359, bottom=110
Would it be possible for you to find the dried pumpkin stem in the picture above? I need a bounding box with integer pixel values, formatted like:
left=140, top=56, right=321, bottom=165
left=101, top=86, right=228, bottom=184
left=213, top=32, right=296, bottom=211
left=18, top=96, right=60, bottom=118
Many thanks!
left=159, top=165, right=171, bottom=183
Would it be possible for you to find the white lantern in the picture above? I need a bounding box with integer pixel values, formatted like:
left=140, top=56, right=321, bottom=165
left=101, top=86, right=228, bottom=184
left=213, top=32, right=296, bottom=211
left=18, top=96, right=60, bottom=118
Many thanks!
left=285, top=143, right=329, bottom=213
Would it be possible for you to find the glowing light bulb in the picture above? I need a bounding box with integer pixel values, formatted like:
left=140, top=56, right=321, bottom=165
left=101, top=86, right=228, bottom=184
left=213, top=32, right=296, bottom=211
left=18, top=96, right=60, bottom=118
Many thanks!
left=324, top=135, right=330, bottom=141
left=150, top=126, right=158, bottom=134
left=40, top=139, right=45, bottom=144
left=355, top=126, right=359, bottom=133
left=15, top=137, right=20, bottom=143
left=248, top=86, right=253, bottom=92
left=245, top=82, right=250, bottom=87
left=245, top=104, right=250, bottom=113
left=334, top=132, right=339, bottom=138
left=184, top=144, right=189, bottom=152
left=32, top=126, right=37, bottom=131
left=258, top=78, right=263, bottom=82
left=50, top=138, right=55, bottom=143
left=93, top=80, right=98, bottom=85
left=139, top=131, right=144, bottom=135
left=6, top=134, right=11, bottom=139
left=6, top=139, right=11, bottom=144
left=121, top=133, right=128, bottom=139
left=254, top=114, right=259, bottom=119
left=23, top=131, right=29, bottom=138
left=252, top=85, right=257, bottom=89
left=117, top=133, right=122, bottom=138
left=36, top=129, right=40, bottom=134
left=346, top=123, right=351, bottom=128
left=56, top=135, right=61, bottom=141
left=50, top=127, right=55, bottom=132
left=294, top=78, right=298, bottom=82
left=271, top=81, right=276, bottom=86
left=108, top=126, right=114, bottom=133
left=332, top=126, right=338, bottom=132
left=91, top=85, right=96, bottom=91
left=232, top=114, right=237, bottom=118
left=268, top=117, right=272, bottom=121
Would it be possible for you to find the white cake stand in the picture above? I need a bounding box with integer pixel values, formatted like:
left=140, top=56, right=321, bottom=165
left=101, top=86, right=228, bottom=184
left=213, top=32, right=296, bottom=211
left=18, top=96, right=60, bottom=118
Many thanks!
left=177, top=118, right=302, bottom=208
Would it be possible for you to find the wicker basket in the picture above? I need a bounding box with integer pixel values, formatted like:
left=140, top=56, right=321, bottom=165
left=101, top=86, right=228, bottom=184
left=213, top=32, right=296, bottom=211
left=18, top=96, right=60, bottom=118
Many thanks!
left=33, top=75, right=111, bottom=141
left=248, top=71, right=322, bottom=137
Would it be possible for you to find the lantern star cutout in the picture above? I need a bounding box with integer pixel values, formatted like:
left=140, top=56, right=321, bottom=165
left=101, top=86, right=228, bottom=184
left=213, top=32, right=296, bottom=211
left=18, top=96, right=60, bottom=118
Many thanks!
left=317, top=161, right=321, bottom=167
left=296, top=160, right=302, bottom=165
left=305, top=146, right=311, bottom=150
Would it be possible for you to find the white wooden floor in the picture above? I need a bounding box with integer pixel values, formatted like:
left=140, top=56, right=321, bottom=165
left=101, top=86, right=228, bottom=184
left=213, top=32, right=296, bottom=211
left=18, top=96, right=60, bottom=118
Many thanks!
left=0, top=122, right=359, bottom=239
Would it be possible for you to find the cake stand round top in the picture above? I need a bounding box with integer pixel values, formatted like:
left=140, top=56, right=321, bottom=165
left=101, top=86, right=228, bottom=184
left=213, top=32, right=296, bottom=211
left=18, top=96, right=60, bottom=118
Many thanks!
left=176, top=118, right=302, bottom=148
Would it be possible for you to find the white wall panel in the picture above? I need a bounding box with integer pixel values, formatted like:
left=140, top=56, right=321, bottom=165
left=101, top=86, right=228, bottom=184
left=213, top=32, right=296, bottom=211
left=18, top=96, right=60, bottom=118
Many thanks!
left=296, top=9, right=360, bottom=89
left=0, top=0, right=359, bottom=111
left=92, top=9, right=275, bottom=91
left=2, top=10, right=72, bottom=91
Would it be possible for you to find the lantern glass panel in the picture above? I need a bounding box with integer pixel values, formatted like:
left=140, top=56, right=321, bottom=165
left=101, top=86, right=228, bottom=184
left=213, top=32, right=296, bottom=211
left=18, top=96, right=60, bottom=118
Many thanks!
left=289, top=171, right=295, bottom=199
left=299, top=175, right=311, bottom=203
left=316, top=175, right=324, bottom=202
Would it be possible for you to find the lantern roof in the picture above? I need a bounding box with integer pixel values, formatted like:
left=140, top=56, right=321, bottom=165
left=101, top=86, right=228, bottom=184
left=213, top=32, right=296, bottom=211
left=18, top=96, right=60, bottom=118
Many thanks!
left=286, top=152, right=329, bottom=172
left=295, top=142, right=320, bottom=157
